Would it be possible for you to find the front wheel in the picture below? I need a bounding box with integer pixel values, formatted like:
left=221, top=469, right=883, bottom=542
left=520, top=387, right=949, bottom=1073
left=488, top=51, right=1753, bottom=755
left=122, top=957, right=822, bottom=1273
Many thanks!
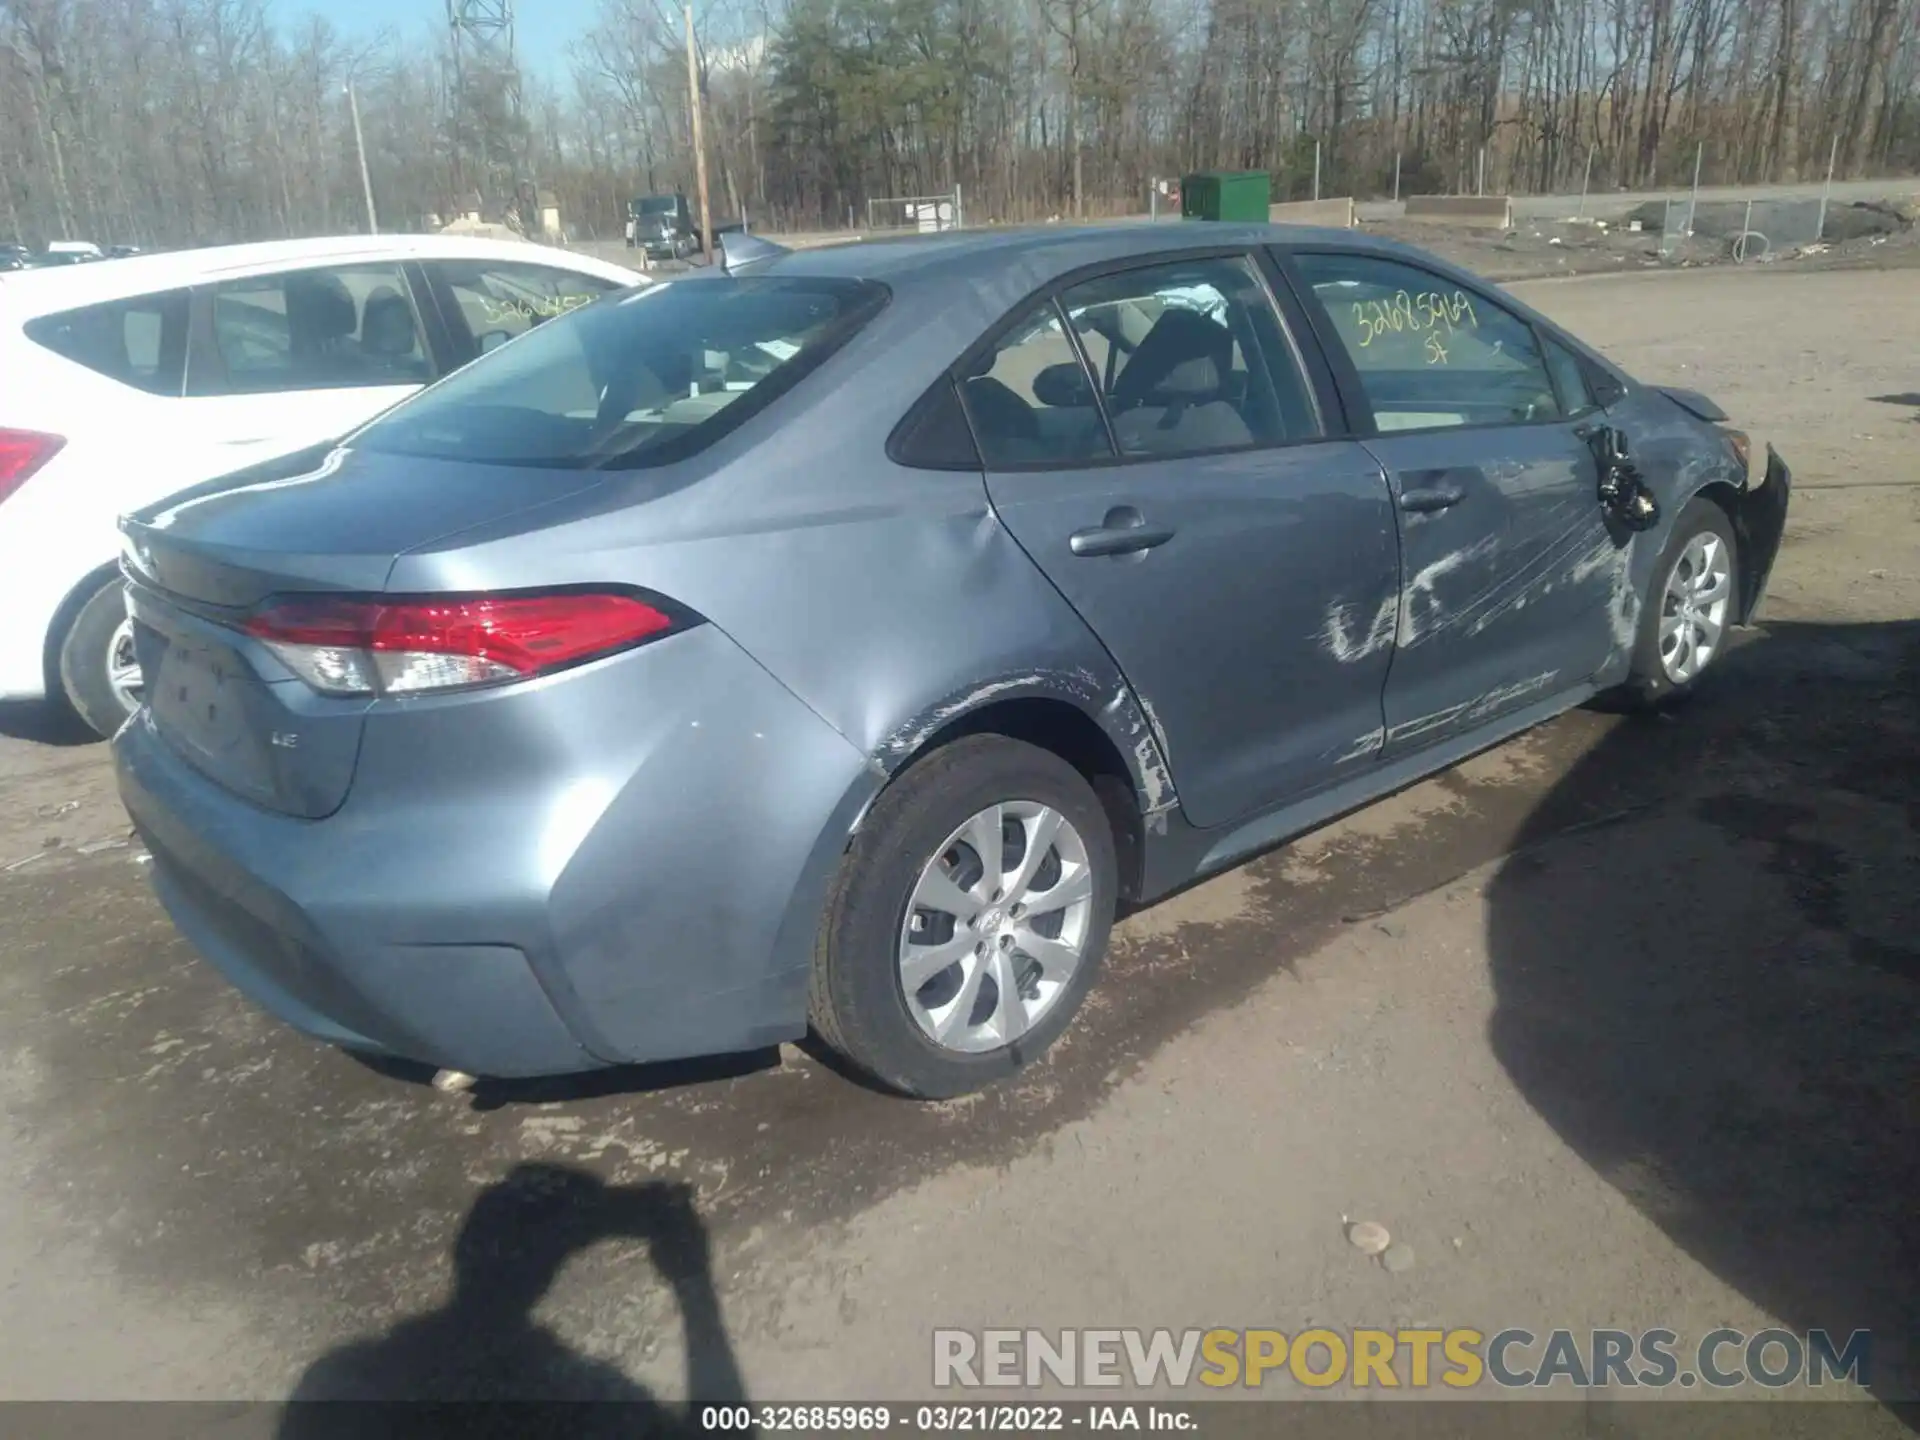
left=1625, top=497, right=1741, bottom=707
left=58, top=578, right=143, bottom=738
left=809, top=736, right=1117, bottom=1098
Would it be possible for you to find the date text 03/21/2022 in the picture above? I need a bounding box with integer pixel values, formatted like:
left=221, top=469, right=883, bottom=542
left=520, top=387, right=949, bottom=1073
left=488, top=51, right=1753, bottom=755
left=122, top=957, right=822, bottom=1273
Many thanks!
left=699, top=1405, right=1194, bottom=1432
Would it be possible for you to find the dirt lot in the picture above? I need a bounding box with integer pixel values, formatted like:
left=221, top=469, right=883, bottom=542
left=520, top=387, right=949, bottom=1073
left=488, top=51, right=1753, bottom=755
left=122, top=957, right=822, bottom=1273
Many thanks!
left=0, top=265, right=1916, bottom=1425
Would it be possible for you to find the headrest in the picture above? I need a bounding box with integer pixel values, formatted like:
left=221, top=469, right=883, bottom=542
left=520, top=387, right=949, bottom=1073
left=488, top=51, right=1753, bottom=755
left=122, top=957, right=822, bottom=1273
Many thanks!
left=361, top=286, right=416, bottom=356
left=1114, top=307, right=1232, bottom=406
left=284, top=271, right=357, bottom=346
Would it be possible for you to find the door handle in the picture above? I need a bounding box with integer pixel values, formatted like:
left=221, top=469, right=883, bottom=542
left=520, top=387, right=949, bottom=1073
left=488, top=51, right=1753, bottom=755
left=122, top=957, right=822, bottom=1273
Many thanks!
left=1399, top=484, right=1466, bottom=514
left=1069, top=508, right=1176, bottom=557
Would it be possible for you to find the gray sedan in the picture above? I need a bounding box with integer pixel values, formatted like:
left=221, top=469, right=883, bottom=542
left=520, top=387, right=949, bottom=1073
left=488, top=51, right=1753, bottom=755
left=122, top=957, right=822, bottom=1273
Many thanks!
left=112, top=223, right=1790, bottom=1099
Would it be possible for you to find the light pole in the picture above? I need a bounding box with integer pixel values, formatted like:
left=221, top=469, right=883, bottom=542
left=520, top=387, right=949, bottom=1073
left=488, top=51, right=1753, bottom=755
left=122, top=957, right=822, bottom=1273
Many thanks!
left=345, top=79, right=379, bottom=235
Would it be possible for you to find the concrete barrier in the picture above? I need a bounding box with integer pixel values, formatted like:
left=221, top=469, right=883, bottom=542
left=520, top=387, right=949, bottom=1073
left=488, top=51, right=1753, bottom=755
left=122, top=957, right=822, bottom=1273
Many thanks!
left=1268, top=196, right=1356, bottom=228
left=1403, top=195, right=1514, bottom=228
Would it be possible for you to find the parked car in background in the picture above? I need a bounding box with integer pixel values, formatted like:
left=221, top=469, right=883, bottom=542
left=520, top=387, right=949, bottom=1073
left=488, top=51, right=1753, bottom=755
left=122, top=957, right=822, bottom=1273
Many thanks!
left=0, top=233, right=645, bottom=736
left=112, top=223, right=1787, bottom=1100
left=0, top=244, right=29, bottom=272
left=30, top=241, right=105, bottom=266
left=625, top=192, right=702, bottom=261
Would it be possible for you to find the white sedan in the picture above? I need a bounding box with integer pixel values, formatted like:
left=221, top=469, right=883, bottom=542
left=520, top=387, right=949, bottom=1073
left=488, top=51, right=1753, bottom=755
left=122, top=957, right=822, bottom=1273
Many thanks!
left=0, top=233, right=645, bottom=735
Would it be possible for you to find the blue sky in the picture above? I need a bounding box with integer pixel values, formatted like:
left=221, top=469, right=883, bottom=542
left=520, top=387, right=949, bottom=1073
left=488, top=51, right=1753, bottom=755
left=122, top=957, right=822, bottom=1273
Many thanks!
left=307, top=0, right=599, bottom=79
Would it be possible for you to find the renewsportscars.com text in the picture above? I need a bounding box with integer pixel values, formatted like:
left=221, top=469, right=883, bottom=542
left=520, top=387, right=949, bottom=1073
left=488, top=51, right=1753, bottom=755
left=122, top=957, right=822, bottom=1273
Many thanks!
left=933, top=1327, right=1871, bottom=1391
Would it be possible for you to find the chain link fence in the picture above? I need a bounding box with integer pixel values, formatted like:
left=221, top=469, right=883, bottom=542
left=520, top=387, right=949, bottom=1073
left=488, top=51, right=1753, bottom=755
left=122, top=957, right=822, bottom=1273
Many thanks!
left=1657, top=198, right=1829, bottom=261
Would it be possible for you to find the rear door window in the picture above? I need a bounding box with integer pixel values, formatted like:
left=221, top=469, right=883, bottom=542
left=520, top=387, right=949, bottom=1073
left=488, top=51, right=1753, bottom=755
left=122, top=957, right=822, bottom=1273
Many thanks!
left=24, top=289, right=190, bottom=395
left=198, top=263, right=433, bottom=395
left=355, top=276, right=888, bottom=469
left=1059, top=255, right=1321, bottom=456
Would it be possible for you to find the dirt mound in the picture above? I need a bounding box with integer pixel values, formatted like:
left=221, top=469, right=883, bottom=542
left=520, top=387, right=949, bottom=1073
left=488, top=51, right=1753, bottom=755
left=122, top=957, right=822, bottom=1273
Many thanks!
left=1821, top=201, right=1912, bottom=242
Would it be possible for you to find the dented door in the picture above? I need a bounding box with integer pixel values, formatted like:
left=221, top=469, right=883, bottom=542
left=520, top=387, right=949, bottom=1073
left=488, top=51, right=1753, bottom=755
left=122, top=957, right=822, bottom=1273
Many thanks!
left=1363, top=423, right=1615, bottom=752
left=990, top=441, right=1402, bottom=829
left=1284, top=248, right=1623, bottom=756
left=977, top=255, right=1401, bottom=831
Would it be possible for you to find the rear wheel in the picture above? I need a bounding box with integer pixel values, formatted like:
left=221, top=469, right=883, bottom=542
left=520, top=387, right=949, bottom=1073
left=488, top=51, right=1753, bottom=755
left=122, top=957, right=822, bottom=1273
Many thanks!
left=1626, top=498, right=1740, bottom=707
left=810, top=735, right=1117, bottom=1098
left=58, top=577, right=142, bottom=739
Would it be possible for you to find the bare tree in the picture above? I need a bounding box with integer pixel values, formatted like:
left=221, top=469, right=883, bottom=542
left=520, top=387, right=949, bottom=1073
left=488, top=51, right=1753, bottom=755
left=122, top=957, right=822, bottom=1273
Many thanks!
left=0, top=0, right=1915, bottom=245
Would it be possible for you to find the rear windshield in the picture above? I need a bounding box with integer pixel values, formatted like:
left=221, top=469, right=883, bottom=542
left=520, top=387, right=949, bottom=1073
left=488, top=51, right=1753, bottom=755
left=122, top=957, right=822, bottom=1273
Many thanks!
left=635, top=197, right=679, bottom=216
left=353, top=276, right=888, bottom=470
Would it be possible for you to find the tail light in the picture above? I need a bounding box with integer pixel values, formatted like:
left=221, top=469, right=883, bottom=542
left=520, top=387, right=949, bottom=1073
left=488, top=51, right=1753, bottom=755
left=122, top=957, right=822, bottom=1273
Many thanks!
left=0, top=428, right=66, bottom=507
left=244, top=590, right=685, bottom=697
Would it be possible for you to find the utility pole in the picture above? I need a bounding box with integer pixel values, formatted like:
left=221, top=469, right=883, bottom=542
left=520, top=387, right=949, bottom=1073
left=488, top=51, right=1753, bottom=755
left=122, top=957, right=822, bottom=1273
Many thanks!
left=346, top=80, right=379, bottom=235
left=686, top=4, right=713, bottom=265
left=1817, top=132, right=1839, bottom=239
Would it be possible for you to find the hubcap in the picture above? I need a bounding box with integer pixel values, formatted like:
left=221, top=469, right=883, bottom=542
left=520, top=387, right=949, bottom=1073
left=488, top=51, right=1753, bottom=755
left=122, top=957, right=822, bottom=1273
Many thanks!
left=898, top=801, right=1095, bottom=1054
left=1659, top=532, right=1732, bottom=684
left=106, top=618, right=144, bottom=712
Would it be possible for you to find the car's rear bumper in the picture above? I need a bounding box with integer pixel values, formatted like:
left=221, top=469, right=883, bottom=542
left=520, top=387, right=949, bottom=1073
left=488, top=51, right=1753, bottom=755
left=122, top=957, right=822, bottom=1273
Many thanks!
left=114, top=624, right=880, bottom=1077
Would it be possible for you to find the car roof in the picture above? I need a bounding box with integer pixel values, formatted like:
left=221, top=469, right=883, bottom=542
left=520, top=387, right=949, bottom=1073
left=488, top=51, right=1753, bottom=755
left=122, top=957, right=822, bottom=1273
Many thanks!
left=0, top=233, right=645, bottom=319
left=761, top=221, right=1455, bottom=321
left=771, top=221, right=1400, bottom=281
left=752, top=222, right=1512, bottom=349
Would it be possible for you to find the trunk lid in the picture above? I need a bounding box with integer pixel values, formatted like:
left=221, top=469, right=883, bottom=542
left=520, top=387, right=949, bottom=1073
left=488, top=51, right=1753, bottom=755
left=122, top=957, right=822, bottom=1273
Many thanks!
left=121, top=444, right=605, bottom=817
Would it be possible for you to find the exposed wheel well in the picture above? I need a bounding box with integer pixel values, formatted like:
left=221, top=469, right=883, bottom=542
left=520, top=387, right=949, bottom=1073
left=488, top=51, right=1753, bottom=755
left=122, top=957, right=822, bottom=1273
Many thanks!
left=1691, top=480, right=1739, bottom=530
left=892, top=697, right=1147, bottom=904
left=1686, top=481, right=1759, bottom=622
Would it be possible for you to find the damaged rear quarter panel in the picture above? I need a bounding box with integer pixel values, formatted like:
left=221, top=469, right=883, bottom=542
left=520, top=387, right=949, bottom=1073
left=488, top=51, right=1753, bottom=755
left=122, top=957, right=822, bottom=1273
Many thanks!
left=660, top=471, right=1172, bottom=820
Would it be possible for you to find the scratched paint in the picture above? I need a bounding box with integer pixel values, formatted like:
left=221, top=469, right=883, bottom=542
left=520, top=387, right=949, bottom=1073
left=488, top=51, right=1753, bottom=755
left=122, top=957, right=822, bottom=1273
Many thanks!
left=1320, top=534, right=1509, bottom=665
left=1385, top=700, right=1473, bottom=746
left=1394, top=535, right=1503, bottom=648
left=1606, top=540, right=1642, bottom=653
left=875, top=673, right=1059, bottom=761
left=1131, top=696, right=1176, bottom=814
left=874, top=667, right=1177, bottom=820
left=1106, top=687, right=1177, bottom=815
left=1385, top=669, right=1560, bottom=746
left=1458, top=520, right=1621, bottom=640
left=1326, top=726, right=1386, bottom=765
left=1321, top=594, right=1398, bottom=664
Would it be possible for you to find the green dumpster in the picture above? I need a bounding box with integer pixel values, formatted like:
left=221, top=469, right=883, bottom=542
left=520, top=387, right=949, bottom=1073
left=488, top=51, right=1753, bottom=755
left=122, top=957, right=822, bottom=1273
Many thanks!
left=1180, top=171, right=1271, bottom=223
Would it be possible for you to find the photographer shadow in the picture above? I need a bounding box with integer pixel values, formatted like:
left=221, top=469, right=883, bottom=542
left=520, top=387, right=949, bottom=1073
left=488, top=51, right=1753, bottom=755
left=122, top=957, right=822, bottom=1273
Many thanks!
left=278, top=1163, right=748, bottom=1439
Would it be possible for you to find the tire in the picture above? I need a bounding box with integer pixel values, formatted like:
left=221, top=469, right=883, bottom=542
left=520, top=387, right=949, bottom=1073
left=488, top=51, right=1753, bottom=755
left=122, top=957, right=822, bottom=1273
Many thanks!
left=1625, top=497, right=1741, bottom=708
left=57, top=578, right=142, bottom=739
left=809, top=735, right=1118, bottom=1098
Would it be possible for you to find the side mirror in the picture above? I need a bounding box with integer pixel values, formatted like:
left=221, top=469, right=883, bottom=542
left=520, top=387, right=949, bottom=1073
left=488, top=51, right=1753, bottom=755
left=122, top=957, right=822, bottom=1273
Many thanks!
left=477, top=329, right=514, bottom=354
left=1032, top=362, right=1094, bottom=409
left=1582, top=423, right=1660, bottom=532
